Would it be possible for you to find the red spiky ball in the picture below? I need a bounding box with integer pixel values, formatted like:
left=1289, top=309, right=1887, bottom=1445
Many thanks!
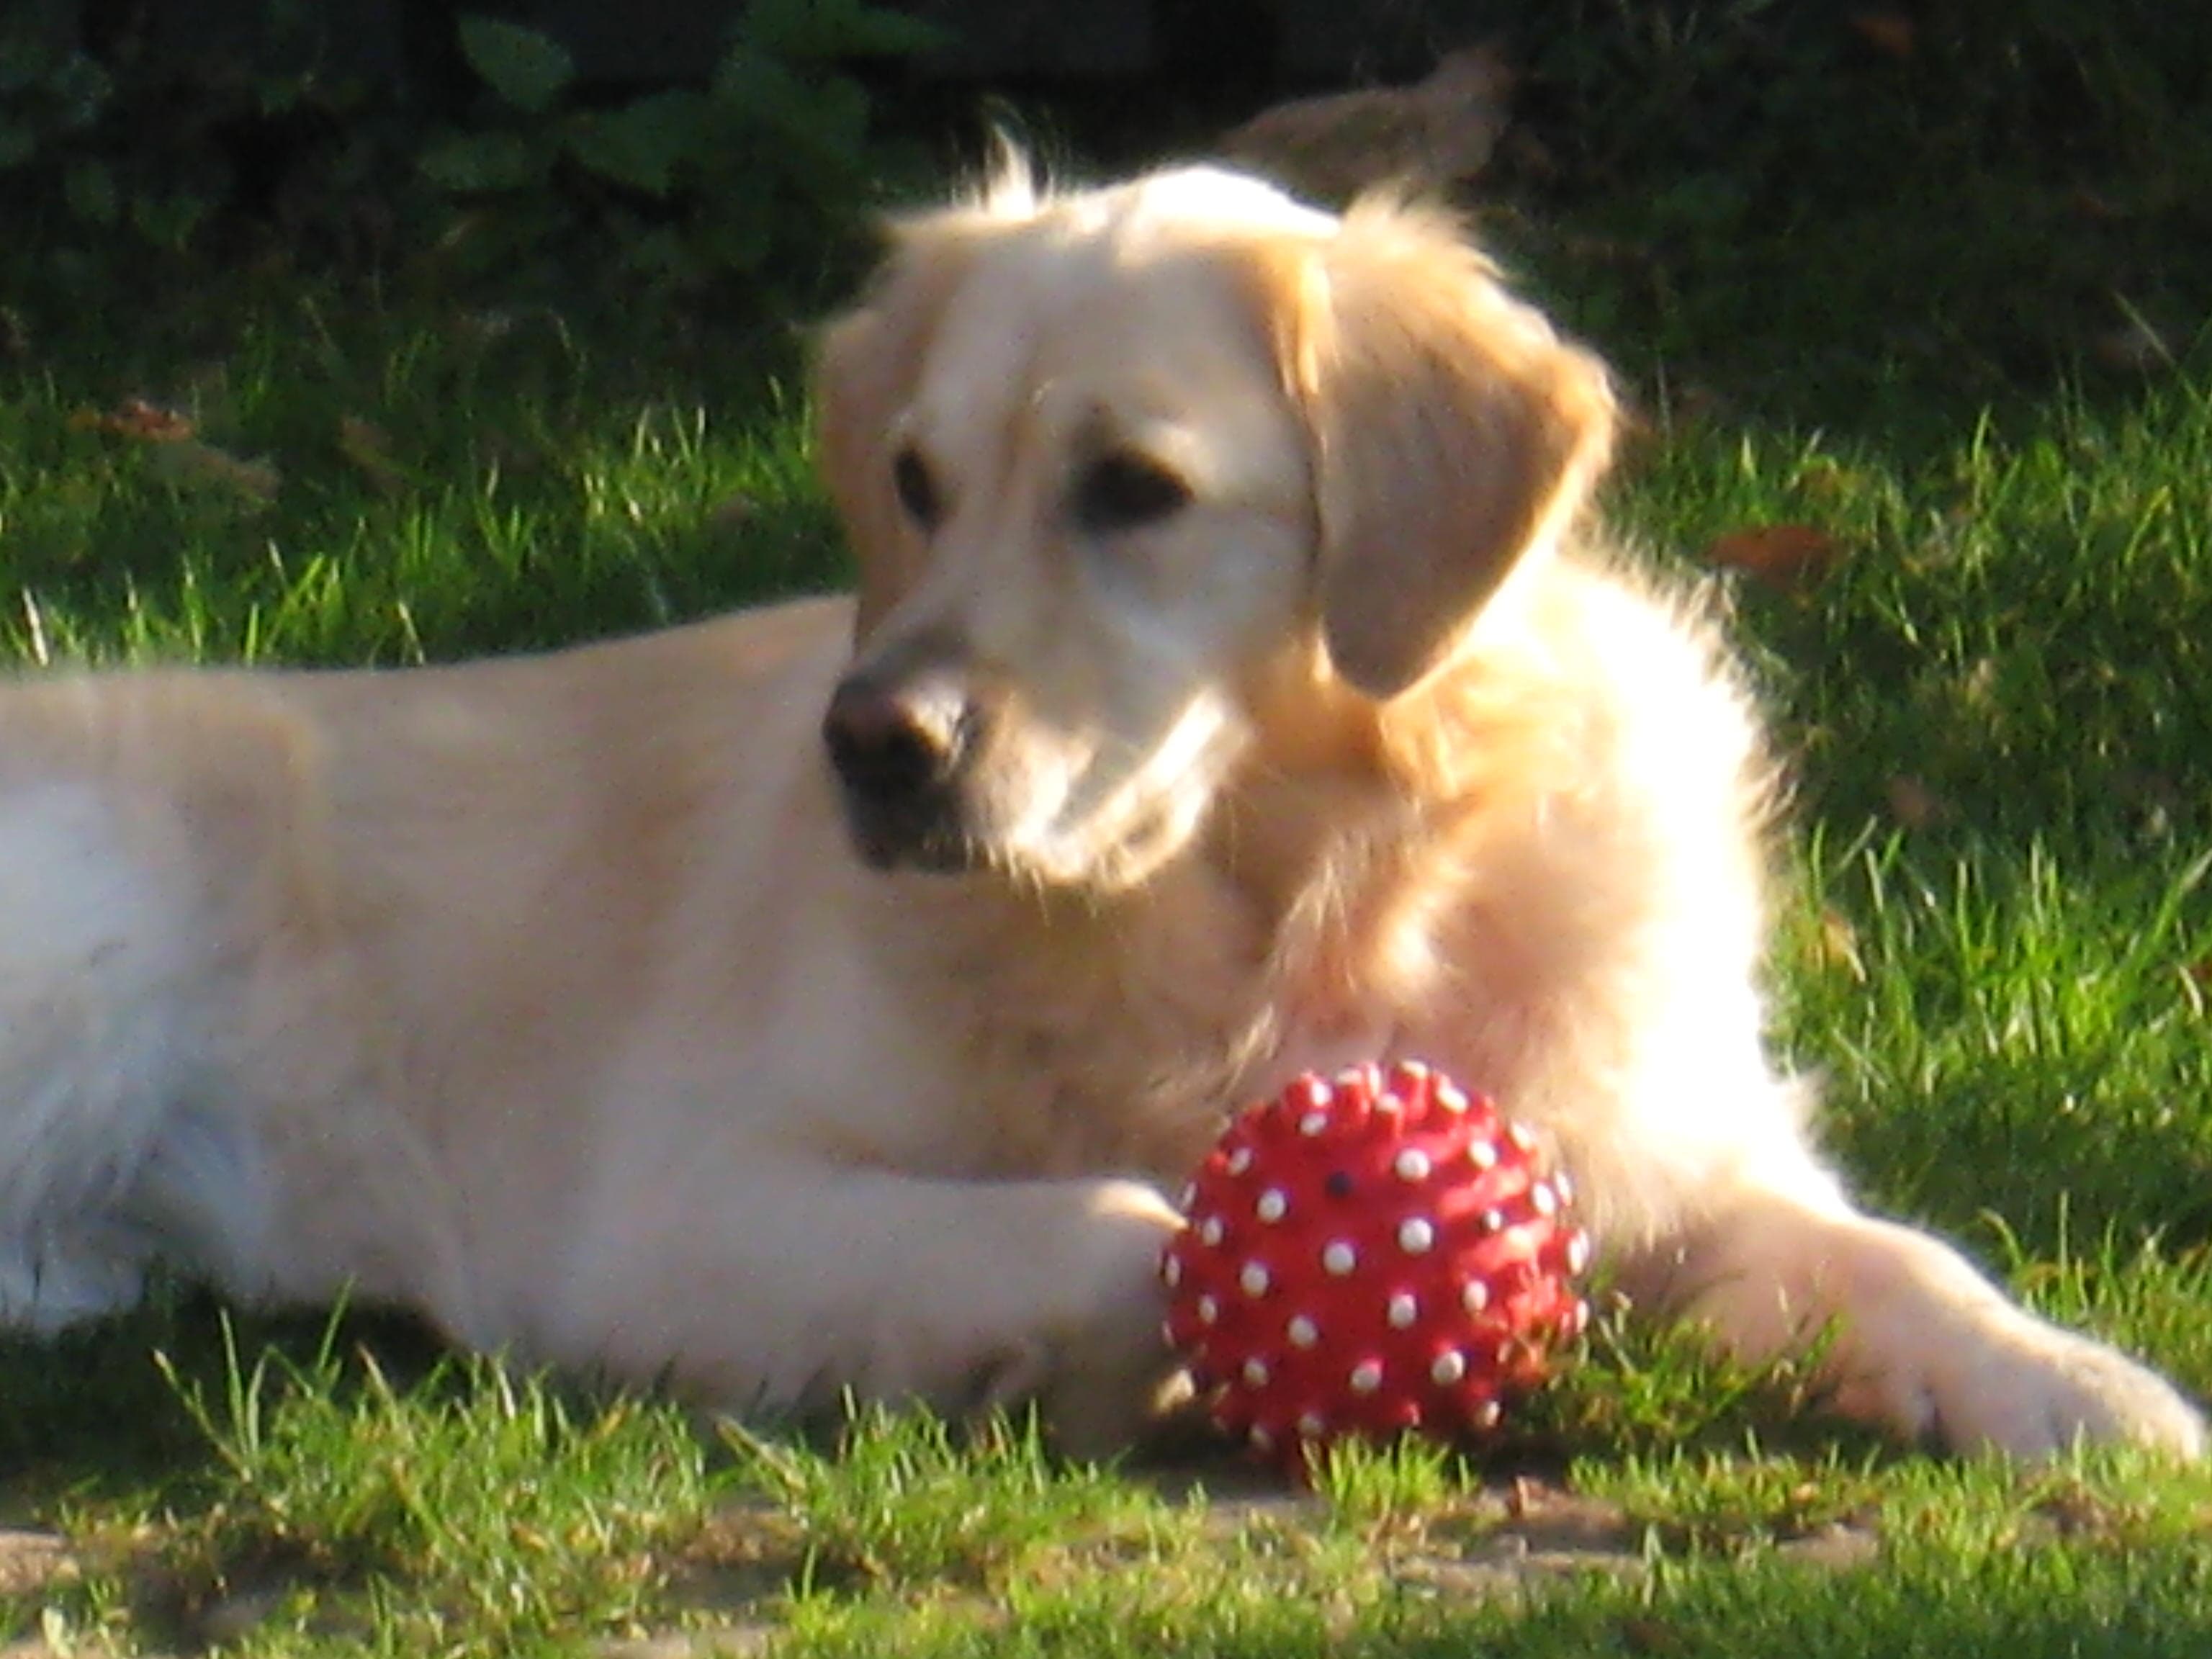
left=1159, top=1061, right=1590, bottom=1473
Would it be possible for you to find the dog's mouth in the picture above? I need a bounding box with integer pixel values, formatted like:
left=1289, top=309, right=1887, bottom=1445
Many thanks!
left=835, top=791, right=988, bottom=875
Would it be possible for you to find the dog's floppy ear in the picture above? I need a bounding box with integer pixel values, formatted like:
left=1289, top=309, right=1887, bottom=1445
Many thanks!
left=1269, top=201, right=1617, bottom=698
left=814, top=228, right=973, bottom=639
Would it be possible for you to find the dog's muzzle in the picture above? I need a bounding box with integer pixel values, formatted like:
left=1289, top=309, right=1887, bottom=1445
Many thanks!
left=822, top=672, right=986, bottom=871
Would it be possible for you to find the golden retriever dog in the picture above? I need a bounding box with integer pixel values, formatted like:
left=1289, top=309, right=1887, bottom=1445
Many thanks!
left=1, top=161, right=2199, bottom=1463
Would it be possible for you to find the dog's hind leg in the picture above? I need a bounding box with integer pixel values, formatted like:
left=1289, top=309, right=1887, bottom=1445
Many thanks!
left=0, top=781, right=250, bottom=1329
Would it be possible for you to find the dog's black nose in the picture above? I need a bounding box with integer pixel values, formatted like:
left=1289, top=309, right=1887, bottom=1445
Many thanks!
left=824, top=663, right=990, bottom=871
left=823, top=676, right=962, bottom=806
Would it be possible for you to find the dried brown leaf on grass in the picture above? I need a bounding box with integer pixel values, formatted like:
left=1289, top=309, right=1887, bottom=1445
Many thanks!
left=2092, top=299, right=2181, bottom=375
left=1223, top=44, right=1516, bottom=202
left=707, top=493, right=759, bottom=534
left=1846, top=12, right=1917, bottom=60
left=71, top=395, right=281, bottom=506
left=1884, top=775, right=1951, bottom=830
left=68, top=395, right=197, bottom=443
left=338, top=415, right=408, bottom=496
left=1701, top=523, right=1847, bottom=591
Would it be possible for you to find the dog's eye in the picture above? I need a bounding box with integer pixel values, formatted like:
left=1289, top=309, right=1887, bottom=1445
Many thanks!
left=1071, top=451, right=1191, bottom=535
left=891, top=446, right=942, bottom=531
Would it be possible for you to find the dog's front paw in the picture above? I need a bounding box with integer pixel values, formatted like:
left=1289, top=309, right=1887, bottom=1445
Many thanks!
left=1835, top=1305, right=2206, bottom=1461
left=1640, top=1195, right=2204, bottom=1464
left=1026, top=1179, right=1190, bottom=1460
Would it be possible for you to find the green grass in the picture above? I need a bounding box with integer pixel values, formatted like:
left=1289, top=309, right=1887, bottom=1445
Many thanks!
left=0, top=287, right=838, bottom=670
left=5, top=181, right=2212, bottom=1654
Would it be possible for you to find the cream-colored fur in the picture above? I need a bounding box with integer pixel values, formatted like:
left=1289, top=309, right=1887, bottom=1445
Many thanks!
left=0, top=163, right=2197, bottom=1460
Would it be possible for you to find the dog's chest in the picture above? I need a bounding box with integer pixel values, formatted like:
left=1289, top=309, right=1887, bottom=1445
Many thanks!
left=910, top=876, right=1416, bottom=1185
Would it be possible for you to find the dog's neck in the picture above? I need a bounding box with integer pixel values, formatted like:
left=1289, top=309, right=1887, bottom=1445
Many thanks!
left=872, top=637, right=1559, bottom=1182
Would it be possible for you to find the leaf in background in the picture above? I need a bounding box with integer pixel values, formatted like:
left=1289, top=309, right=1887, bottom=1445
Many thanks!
left=456, top=14, right=575, bottom=114
left=418, top=129, right=541, bottom=193
left=832, top=1, right=949, bottom=58
left=711, top=44, right=814, bottom=121
left=1703, top=522, right=1845, bottom=590
left=0, top=32, right=54, bottom=95
left=739, top=0, right=945, bottom=63
left=131, top=189, right=212, bottom=251
left=804, top=74, right=870, bottom=154
left=62, top=158, right=117, bottom=225
left=47, top=52, right=112, bottom=130
left=565, top=91, right=709, bottom=197
left=698, top=190, right=775, bottom=274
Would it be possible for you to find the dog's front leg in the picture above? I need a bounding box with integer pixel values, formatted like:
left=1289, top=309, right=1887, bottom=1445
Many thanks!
left=555, top=1161, right=1186, bottom=1457
left=1618, top=1181, right=2206, bottom=1459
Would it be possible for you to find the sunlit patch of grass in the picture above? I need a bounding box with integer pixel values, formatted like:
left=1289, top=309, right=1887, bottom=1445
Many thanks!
left=73, top=1318, right=718, bottom=1655
left=1575, top=1446, right=1887, bottom=1557
left=721, top=1404, right=1174, bottom=1596
left=1501, top=1294, right=1862, bottom=1467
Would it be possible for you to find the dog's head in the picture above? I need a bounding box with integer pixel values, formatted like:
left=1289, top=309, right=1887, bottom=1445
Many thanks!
left=814, top=161, right=1615, bottom=889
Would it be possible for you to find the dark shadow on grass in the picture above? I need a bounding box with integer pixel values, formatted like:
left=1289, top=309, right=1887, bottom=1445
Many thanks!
left=0, top=1288, right=453, bottom=1506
